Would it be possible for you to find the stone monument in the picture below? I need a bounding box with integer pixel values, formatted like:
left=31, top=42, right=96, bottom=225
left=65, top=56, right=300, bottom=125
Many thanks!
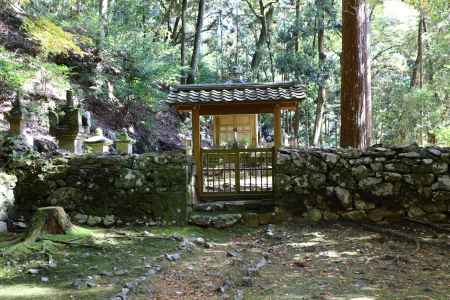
left=84, top=128, right=113, bottom=154
left=49, top=90, right=84, bottom=154
left=5, top=96, right=25, bottom=136
left=115, top=129, right=135, bottom=155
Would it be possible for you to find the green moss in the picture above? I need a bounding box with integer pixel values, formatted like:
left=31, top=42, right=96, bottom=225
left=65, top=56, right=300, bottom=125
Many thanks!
left=22, top=17, right=85, bottom=56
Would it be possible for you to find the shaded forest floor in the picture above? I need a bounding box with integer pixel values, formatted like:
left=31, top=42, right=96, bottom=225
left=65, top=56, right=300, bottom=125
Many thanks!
left=1, top=222, right=449, bottom=300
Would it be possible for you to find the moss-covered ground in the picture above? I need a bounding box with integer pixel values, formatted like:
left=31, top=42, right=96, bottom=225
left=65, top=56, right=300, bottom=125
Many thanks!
left=1, top=222, right=449, bottom=300
left=0, top=225, right=254, bottom=300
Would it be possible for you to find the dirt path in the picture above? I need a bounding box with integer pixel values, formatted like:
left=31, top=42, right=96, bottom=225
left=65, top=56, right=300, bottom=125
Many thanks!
left=147, top=222, right=450, bottom=300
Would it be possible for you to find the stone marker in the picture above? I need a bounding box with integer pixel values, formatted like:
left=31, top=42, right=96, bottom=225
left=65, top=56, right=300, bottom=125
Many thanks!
left=5, top=96, right=24, bottom=136
left=115, top=129, right=134, bottom=155
left=49, top=90, right=84, bottom=154
left=84, top=128, right=113, bottom=154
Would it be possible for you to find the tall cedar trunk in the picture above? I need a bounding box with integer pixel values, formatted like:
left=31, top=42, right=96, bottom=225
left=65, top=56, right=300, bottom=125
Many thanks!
left=250, top=2, right=274, bottom=75
left=411, top=9, right=425, bottom=89
left=292, top=0, right=301, bottom=144
left=186, top=0, right=205, bottom=84
left=180, top=0, right=187, bottom=83
left=98, top=0, right=109, bottom=50
left=340, top=0, right=372, bottom=150
left=312, top=3, right=326, bottom=146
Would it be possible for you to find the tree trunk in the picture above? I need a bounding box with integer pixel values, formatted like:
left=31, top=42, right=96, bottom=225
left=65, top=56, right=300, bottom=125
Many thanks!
left=410, top=9, right=425, bottom=89
left=180, top=0, right=187, bottom=84
left=249, top=1, right=275, bottom=76
left=186, top=0, right=205, bottom=84
left=294, top=0, right=300, bottom=52
left=292, top=0, right=301, bottom=145
left=98, top=0, right=109, bottom=50
left=340, top=0, right=372, bottom=150
left=312, top=3, right=326, bottom=147
left=24, top=207, right=73, bottom=243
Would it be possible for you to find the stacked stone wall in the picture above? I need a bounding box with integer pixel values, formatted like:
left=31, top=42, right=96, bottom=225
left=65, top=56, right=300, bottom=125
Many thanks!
left=276, top=145, right=450, bottom=222
left=0, top=172, right=17, bottom=231
left=11, top=152, right=191, bottom=226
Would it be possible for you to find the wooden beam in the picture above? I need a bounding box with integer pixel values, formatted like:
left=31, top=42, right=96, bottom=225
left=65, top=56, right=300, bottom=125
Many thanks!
left=274, top=104, right=281, bottom=148
left=192, top=106, right=201, bottom=195
left=175, top=101, right=298, bottom=115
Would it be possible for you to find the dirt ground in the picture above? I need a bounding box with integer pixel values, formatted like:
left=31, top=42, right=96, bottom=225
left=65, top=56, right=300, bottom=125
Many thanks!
left=1, top=222, right=449, bottom=300
left=148, top=222, right=450, bottom=300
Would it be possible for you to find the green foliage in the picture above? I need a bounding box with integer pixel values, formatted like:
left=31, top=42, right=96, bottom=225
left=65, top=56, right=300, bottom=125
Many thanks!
left=0, top=47, right=71, bottom=93
left=0, top=47, right=35, bottom=90
left=22, top=17, right=85, bottom=56
left=435, top=127, right=450, bottom=146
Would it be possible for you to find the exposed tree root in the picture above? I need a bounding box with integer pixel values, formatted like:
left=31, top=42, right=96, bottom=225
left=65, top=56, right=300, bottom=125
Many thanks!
left=403, top=217, right=450, bottom=234
left=352, top=221, right=450, bottom=250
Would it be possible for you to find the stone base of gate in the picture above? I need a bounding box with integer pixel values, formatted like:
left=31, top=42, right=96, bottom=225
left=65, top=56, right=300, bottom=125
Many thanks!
left=189, top=199, right=286, bottom=228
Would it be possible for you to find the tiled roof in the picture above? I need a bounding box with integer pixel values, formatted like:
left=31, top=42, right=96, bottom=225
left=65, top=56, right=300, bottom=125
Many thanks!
left=166, top=82, right=306, bottom=105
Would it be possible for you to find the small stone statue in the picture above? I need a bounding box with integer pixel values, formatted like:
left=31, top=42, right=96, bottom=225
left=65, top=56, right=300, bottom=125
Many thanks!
left=115, top=129, right=135, bottom=155
left=84, top=128, right=113, bottom=154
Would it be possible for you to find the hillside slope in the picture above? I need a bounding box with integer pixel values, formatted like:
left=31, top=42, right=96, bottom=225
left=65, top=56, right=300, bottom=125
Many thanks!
left=0, top=7, right=183, bottom=153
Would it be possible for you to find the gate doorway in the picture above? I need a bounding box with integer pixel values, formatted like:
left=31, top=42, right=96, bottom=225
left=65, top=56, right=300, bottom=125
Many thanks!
left=200, top=148, right=274, bottom=199
left=166, top=82, right=306, bottom=202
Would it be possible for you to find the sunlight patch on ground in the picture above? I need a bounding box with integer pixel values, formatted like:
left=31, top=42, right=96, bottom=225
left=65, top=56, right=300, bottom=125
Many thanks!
left=0, top=285, right=60, bottom=298
left=287, top=241, right=319, bottom=248
left=0, top=284, right=114, bottom=300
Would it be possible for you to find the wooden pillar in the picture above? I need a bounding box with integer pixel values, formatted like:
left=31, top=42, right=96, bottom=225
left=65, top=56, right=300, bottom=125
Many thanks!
left=273, top=105, right=281, bottom=148
left=192, top=106, right=201, bottom=194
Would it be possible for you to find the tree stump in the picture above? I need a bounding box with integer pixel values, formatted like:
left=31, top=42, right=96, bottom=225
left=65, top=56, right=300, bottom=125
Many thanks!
left=24, top=207, right=73, bottom=243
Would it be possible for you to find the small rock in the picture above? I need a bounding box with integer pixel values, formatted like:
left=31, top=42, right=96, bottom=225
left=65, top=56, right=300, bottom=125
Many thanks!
left=426, top=213, right=447, bottom=223
left=87, top=216, right=102, bottom=226
left=103, top=215, right=116, bottom=227
left=335, top=187, right=352, bottom=208
left=305, top=209, right=322, bottom=222
left=41, top=276, right=49, bottom=283
left=398, top=152, right=421, bottom=158
left=165, top=253, right=181, bottom=261
left=408, top=207, right=426, bottom=218
left=100, top=271, right=113, bottom=277
left=226, top=250, right=241, bottom=258
left=342, top=210, right=367, bottom=221
left=114, top=269, right=129, bottom=276
left=27, top=268, right=40, bottom=274
left=192, top=237, right=210, bottom=248
left=73, top=213, right=88, bottom=224
left=14, top=221, right=27, bottom=229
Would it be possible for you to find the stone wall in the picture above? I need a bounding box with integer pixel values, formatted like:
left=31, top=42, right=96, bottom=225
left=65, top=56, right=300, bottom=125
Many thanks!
left=12, top=152, right=191, bottom=226
left=0, top=172, right=17, bottom=231
left=276, top=145, right=450, bottom=223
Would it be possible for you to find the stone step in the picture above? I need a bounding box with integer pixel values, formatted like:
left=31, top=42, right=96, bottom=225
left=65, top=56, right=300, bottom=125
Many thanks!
left=193, top=199, right=275, bottom=213
left=189, top=210, right=281, bottom=229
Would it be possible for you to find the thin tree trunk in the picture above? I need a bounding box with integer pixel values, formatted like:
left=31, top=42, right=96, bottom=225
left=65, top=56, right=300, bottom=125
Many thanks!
left=340, top=0, right=372, bottom=150
left=180, top=0, right=187, bottom=84
left=292, top=0, right=301, bottom=145
left=186, top=0, right=205, bottom=84
left=411, top=9, right=425, bottom=89
left=98, top=0, right=109, bottom=51
left=313, top=2, right=326, bottom=146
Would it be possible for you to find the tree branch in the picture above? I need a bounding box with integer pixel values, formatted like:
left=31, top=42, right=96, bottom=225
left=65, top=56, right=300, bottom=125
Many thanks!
left=244, top=0, right=263, bottom=19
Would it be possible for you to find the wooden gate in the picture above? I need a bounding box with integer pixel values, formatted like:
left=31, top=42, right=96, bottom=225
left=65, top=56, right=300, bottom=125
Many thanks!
left=199, top=148, right=274, bottom=200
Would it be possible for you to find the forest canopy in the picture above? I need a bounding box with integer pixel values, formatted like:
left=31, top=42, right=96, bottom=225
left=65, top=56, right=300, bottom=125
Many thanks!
left=1, top=0, right=449, bottom=147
